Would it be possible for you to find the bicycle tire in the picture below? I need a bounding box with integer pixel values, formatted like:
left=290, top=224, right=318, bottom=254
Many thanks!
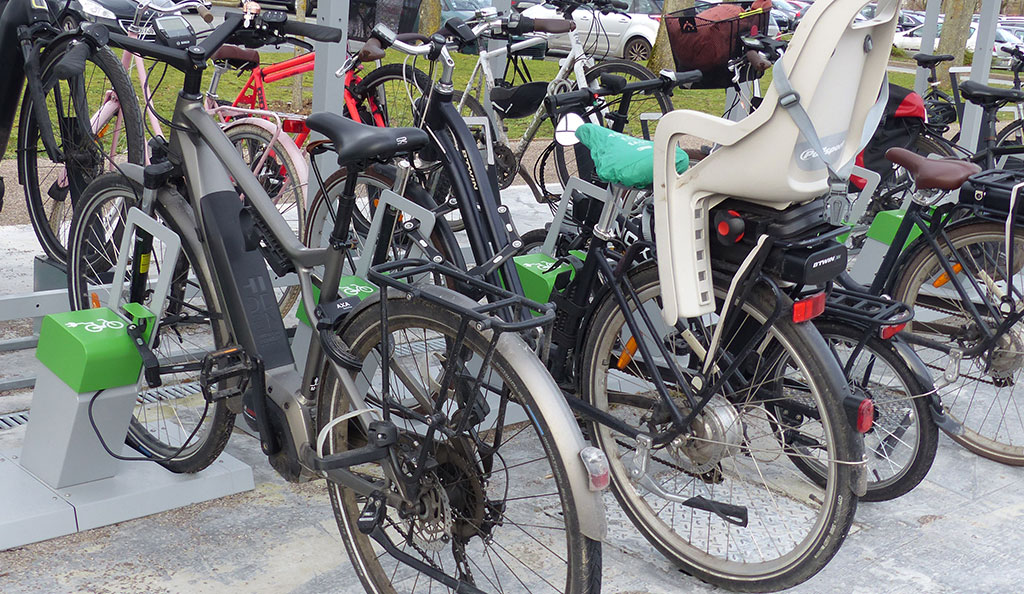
left=319, top=291, right=602, bottom=593
left=893, top=221, right=1024, bottom=465
left=66, top=173, right=234, bottom=473
left=224, top=122, right=304, bottom=315
left=19, top=39, right=145, bottom=266
left=551, top=60, right=673, bottom=191
left=581, top=262, right=859, bottom=591
left=805, top=320, right=939, bottom=502
left=354, top=63, right=432, bottom=130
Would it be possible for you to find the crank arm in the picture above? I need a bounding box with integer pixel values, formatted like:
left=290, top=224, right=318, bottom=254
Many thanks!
left=636, top=473, right=748, bottom=527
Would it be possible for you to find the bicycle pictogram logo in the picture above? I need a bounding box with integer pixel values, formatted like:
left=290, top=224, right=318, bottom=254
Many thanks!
left=340, top=284, right=375, bottom=297
left=64, top=319, right=126, bottom=333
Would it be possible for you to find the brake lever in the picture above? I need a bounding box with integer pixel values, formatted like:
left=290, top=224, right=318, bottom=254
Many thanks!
left=284, top=35, right=313, bottom=51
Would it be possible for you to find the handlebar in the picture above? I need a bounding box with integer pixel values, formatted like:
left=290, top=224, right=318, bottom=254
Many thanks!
left=545, top=69, right=703, bottom=112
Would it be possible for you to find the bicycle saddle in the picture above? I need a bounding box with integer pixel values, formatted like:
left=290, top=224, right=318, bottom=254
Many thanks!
left=885, top=147, right=980, bottom=191
left=306, top=112, right=429, bottom=167
left=959, top=80, right=1024, bottom=106
left=210, top=45, right=260, bottom=70
left=912, top=52, right=954, bottom=68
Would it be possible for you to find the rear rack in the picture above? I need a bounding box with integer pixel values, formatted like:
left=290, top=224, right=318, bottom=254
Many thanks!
left=825, top=286, right=913, bottom=329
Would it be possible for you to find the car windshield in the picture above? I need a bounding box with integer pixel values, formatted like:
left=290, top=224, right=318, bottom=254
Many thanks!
left=997, top=28, right=1021, bottom=44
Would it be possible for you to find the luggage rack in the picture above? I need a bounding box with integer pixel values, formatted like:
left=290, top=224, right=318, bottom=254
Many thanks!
left=825, top=286, right=913, bottom=329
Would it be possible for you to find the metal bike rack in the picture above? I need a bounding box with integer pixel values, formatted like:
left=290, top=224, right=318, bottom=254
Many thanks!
left=0, top=209, right=253, bottom=550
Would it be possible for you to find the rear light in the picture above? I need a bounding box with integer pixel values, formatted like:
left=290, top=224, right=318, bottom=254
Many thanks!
left=283, top=120, right=306, bottom=134
left=792, top=292, right=826, bottom=323
left=879, top=322, right=907, bottom=340
left=580, top=446, right=610, bottom=491
left=856, top=398, right=875, bottom=433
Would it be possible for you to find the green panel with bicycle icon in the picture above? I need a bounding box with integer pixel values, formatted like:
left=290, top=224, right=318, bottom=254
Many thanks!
left=36, top=307, right=153, bottom=393
left=296, top=276, right=379, bottom=328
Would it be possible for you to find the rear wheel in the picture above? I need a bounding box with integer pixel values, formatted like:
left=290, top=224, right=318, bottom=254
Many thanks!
left=320, top=292, right=602, bottom=593
left=66, top=173, right=233, bottom=473
left=582, top=263, right=859, bottom=591
left=19, top=40, right=144, bottom=265
left=994, top=117, right=1024, bottom=170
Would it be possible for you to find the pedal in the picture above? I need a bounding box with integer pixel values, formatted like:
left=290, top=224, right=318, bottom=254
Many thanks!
left=200, top=346, right=253, bottom=403
left=357, top=491, right=387, bottom=535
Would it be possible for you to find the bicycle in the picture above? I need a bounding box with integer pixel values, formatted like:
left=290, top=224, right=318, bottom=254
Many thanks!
left=325, top=12, right=879, bottom=589
left=2, top=0, right=145, bottom=265
left=64, top=7, right=605, bottom=592
left=854, top=146, right=1024, bottom=466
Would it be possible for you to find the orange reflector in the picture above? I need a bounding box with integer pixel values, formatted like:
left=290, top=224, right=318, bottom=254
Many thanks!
left=932, top=263, right=963, bottom=288
left=792, top=292, right=826, bottom=323
left=857, top=398, right=875, bottom=433
left=90, top=293, right=101, bottom=309
left=879, top=322, right=907, bottom=340
left=616, top=337, right=638, bottom=369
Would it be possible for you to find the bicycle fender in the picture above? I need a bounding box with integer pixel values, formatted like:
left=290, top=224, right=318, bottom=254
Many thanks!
left=889, top=337, right=962, bottom=435
left=222, top=117, right=308, bottom=186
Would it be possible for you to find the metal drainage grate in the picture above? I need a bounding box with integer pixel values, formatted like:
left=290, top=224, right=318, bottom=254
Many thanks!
left=0, top=411, right=29, bottom=431
left=139, top=382, right=201, bottom=404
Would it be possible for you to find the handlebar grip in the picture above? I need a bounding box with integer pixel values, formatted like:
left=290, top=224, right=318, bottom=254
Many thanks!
left=358, top=37, right=387, bottom=62
left=610, top=0, right=629, bottom=9
left=546, top=88, right=595, bottom=111
left=673, top=69, right=703, bottom=86
left=396, top=32, right=431, bottom=44
left=197, top=5, right=214, bottom=24
left=280, top=19, right=343, bottom=43
left=54, top=41, right=91, bottom=80
left=531, top=18, right=577, bottom=34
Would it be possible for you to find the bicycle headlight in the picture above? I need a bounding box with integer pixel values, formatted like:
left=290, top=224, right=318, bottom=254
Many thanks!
left=79, top=0, right=116, bottom=20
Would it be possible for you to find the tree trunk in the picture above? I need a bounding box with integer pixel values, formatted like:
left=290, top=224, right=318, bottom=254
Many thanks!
left=648, top=0, right=692, bottom=74
left=935, top=0, right=979, bottom=83
left=419, top=0, right=442, bottom=37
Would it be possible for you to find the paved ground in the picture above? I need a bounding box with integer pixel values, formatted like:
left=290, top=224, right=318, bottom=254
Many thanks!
left=1, top=183, right=1024, bottom=593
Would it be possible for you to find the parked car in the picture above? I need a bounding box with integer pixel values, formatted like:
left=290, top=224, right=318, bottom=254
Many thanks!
left=521, top=0, right=661, bottom=61
left=893, top=22, right=1023, bottom=69
left=60, top=0, right=209, bottom=35
left=771, top=0, right=799, bottom=31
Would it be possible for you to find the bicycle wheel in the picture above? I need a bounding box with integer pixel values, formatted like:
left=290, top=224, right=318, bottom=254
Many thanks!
left=66, top=173, right=234, bottom=473
left=355, top=63, right=432, bottom=129
left=810, top=320, right=938, bottom=502
left=319, top=291, right=602, bottom=593
left=19, top=39, right=145, bottom=265
left=994, top=117, right=1024, bottom=170
left=550, top=60, right=673, bottom=191
left=225, top=123, right=304, bottom=315
left=304, top=165, right=460, bottom=272
left=581, top=263, right=859, bottom=591
left=894, top=221, right=1024, bottom=465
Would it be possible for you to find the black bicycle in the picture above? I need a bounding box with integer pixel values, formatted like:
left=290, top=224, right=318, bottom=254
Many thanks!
left=0, top=0, right=144, bottom=263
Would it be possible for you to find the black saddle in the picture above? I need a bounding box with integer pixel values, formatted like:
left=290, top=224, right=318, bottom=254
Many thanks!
left=959, top=80, right=1024, bottom=107
left=912, top=52, right=954, bottom=68
left=491, top=81, right=548, bottom=120
left=210, top=45, right=261, bottom=71
left=305, top=113, right=429, bottom=167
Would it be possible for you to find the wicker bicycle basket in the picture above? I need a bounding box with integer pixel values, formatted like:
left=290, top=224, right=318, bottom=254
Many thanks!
left=666, top=1, right=771, bottom=89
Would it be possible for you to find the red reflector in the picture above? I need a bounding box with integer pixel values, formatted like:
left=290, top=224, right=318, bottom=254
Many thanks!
left=792, top=292, right=826, bottom=323
left=283, top=120, right=307, bottom=134
left=857, top=398, right=875, bottom=433
left=879, top=322, right=907, bottom=340
left=717, top=220, right=730, bottom=235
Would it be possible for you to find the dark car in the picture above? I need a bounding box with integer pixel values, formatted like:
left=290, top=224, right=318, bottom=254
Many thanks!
left=58, top=0, right=208, bottom=35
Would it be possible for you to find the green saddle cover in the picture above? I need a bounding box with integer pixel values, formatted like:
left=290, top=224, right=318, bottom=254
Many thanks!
left=574, top=123, right=689, bottom=189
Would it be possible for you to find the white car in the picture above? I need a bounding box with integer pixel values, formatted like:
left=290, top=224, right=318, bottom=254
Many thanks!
left=521, top=0, right=661, bottom=61
left=894, top=22, right=1023, bottom=68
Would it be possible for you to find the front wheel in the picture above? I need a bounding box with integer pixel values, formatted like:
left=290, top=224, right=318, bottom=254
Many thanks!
left=581, top=263, right=859, bottom=591
left=320, top=291, right=602, bottom=593
left=893, top=221, right=1024, bottom=465
left=65, top=173, right=234, bottom=473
